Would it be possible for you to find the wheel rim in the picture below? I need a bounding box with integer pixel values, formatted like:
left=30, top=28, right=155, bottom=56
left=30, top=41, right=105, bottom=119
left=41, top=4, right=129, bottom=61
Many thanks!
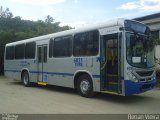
left=80, top=79, right=90, bottom=94
left=23, top=73, right=29, bottom=85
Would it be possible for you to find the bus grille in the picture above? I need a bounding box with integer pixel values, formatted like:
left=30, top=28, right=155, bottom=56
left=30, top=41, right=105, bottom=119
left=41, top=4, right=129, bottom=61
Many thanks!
left=139, top=78, right=152, bottom=82
left=136, top=71, right=154, bottom=77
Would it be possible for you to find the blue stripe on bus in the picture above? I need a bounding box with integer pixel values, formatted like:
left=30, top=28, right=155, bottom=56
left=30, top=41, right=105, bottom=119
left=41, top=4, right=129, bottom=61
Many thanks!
left=4, top=70, right=101, bottom=78
left=30, top=71, right=74, bottom=76
left=5, top=70, right=20, bottom=73
left=92, top=75, right=101, bottom=78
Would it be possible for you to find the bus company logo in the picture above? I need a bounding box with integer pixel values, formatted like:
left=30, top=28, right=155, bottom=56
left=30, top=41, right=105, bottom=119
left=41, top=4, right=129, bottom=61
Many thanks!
left=2, top=114, right=18, bottom=120
left=20, top=61, right=30, bottom=67
left=96, top=57, right=101, bottom=62
left=128, top=114, right=160, bottom=120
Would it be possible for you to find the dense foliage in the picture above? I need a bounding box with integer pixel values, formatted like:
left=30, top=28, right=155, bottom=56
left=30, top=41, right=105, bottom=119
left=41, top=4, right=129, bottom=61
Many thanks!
left=0, top=6, right=72, bottom=74
left=0, top=6, right=72, bottom=45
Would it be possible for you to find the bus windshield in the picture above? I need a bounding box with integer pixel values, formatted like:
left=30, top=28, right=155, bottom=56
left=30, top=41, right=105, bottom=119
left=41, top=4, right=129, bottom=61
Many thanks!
left=126, top=32, right=155, bottom=68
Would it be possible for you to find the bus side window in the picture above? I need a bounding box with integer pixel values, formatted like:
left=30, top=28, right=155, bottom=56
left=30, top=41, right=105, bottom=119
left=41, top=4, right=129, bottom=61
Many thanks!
left=38, top=47, right=42, bottom=63
left=25, top=42, right=36, bottom=59
left=6, top=46, right=15, bottom=60
left=49, top=39, right=53, bottom=58
left=43, top=46, right=47, bottom=63
left=53, top=36, right=72, bottom=57
left=73, top=30, right=99, bottom=56
left=15, top=44, right=25, bottom=59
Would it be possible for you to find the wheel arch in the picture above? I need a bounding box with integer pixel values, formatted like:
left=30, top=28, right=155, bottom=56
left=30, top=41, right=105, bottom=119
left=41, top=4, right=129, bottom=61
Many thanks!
left=73, top=70, right=94, bottom=89
left=21, top=68, right=30, bottom=81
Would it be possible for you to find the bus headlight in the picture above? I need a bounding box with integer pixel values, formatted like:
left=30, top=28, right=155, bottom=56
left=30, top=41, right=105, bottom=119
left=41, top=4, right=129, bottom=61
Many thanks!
left=127, top=72, right=138, bottom=82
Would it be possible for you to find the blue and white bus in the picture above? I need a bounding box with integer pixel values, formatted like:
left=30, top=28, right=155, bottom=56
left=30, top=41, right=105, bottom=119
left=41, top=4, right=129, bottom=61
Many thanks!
left=4, top=18, right=156, bottom=97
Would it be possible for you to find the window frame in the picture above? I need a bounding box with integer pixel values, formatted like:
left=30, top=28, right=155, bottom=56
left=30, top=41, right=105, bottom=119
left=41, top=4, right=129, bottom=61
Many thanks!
left=43, top=46, right=47, bottom=63
left=49, top=38, right=54, bottom=58
left=5, top=46, right=15, bottom=60
left=15, top=44, right=25, bottom=60
left=25, top=42, right=36, bottom=59
left=73, top=30, right=99, bottom=57
left=51, top=35, right=73, bottom=58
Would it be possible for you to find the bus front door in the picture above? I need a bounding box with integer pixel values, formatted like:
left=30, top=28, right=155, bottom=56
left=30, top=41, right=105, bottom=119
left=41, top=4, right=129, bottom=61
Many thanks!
left=37, top=45, right=48, bottom=84
left=100, top=33, right=122, bottom=94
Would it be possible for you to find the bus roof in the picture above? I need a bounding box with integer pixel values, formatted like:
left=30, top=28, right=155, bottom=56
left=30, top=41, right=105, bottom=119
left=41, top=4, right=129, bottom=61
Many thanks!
left=6, top=18, right=127, bottom=46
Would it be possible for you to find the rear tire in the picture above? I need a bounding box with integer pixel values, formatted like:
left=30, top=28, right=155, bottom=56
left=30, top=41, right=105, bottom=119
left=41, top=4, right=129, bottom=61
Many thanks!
left=22, top=71, right=31, bottom=87
left=77, top=74, right=94, bottom=98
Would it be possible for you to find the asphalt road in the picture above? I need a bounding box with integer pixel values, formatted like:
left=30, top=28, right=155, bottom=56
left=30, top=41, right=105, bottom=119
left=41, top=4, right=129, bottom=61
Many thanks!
left=0, top=76, right=160, bottom=114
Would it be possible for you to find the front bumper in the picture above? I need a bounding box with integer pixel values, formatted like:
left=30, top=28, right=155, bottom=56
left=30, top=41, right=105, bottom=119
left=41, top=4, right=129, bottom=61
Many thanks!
left=124, top=79, right=156, bottom=96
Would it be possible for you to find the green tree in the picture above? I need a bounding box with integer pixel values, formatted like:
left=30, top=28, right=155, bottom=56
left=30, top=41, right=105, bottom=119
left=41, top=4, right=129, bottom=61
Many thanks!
left=0, top=6, right=72, bottom=75
left=0, top=7, right=72, bottom=43
left=0, top=6, right=13, bottom=18
left=45, top=15, right=54, bottom=24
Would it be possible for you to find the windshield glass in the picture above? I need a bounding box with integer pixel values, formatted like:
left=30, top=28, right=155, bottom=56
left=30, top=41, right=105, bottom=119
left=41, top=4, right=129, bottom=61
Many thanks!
left=126, top=32, right=155, bottom=68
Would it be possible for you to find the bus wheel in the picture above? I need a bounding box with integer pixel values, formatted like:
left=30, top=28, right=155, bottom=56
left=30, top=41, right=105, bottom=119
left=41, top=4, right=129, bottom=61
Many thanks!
left=22, top=71, right=30, bottom=87
left=77, top=74, right=94, bottom=98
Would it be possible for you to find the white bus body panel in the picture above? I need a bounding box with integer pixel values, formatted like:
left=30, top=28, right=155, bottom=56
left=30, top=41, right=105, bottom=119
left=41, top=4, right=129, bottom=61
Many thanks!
left=4, top=18, right=126, bottom=93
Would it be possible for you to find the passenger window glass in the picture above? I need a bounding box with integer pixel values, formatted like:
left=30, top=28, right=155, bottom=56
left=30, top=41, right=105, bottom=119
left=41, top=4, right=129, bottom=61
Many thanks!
left=25, top=42, right=35, bottom=59
left=43, top=46, right=47, bottom=63
left=49, top=39, right=53, bottom=58
left=73, top=30, right=99, bottom=56
left=38, top=47, right=42, bottom=63
left=53, top=36, right=72, bottom=57
left=15, top=44, right=25, bottom=59
left=6, top=46, right=15, bottom=60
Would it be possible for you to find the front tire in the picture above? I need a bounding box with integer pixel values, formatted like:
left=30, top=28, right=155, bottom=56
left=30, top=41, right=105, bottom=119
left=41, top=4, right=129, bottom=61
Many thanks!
left=77, top=74, right=94, bottom=98
left=22, top=71, right=31, bottom=87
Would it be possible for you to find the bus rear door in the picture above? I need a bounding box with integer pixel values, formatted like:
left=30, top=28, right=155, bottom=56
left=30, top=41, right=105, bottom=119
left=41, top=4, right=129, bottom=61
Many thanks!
left=37, top=42, right=48, bottom=85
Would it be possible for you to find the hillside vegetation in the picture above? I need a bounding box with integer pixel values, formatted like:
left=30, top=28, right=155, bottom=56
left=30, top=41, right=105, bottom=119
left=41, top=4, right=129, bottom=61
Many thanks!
left=0, top=6, right=72, bottom=45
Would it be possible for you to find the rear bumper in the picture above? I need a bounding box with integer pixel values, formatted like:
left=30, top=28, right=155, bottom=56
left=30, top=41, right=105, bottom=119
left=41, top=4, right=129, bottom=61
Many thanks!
left=124, top=79, right=156, bottom=96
